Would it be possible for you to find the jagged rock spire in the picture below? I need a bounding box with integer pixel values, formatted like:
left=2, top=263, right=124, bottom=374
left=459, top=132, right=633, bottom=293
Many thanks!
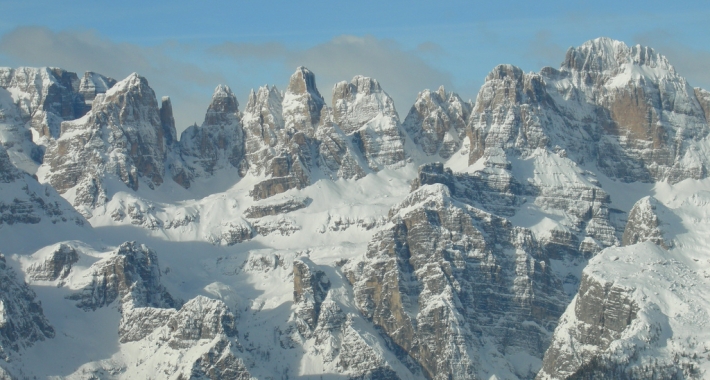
left=159, top=96, right=177, bottom=147
left=287, top=66, right=323, bottom=100
left=173, top=84, right=246, bottom=187
left=283, top=67, right=325, bottom=135
left=204, top=84, right=239, bottom=125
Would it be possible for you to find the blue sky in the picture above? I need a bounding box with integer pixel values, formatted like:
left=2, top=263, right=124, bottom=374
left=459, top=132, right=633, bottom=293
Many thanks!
left=1, top=0, right=709, bottom=131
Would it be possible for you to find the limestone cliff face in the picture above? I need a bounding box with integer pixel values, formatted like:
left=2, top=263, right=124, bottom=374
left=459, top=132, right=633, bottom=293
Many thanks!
left=25, top=243, right=79, bottom=282
left=537, top=239, right=705, bottom=380
left=467, top=38, right=710, bottom=184
left=404, top=86, right=472, bottom=159
left=173, top=85, right=245, bottom=188
left=243, top=85, right=285, bottom=176
left=242, top=69, right=318, bottom=200
left=331, top=76, right=406, bottom=171
left=467, top=64, right=555, bottom=165
left=622, top=196, right=668, bottom=248
left=292, top=257, right=331, bottom=334
left=290, top=257, right=405, bottom=379
left=0, top=67, right=84, bottom=140
left=0, top=144, right=85, bottom=226
left=463, top=63, right=623, bottom=258
left=315, top=107, right=368, bottom=180
left=0, top=67, right=116, bottom=142
left=0, top=67, right=115, bottom=174
left=332, top=76, right=397, bottom=134
left=244, top=70, right=410, bottom=199
left=78, top=72, right=117, bottom=111
left=410, top=162, right=525, bottom=217
left=0, top=86, right=43, bottom=174
left=40, top=73, right=171, bottom=210
left=284, top=66, right=326, bottom=137
left=346, top=183, right=569, bottom=379
left=537, top=272, right=640, bottom=380
left=67, top=241, right=177, bottom=311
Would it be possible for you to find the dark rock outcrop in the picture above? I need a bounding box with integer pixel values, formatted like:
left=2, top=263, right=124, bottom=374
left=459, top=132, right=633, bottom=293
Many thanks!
left=293, top=257, right=331, bottom=333
left=26, top=243, right=79, bottom=282
left=0, top=145, right=84, bottom=226
left=245, top=196, right=311, bottom=218
left=78, top=72, right=117, bottom=110
left=68, top=241, right=177, bottom=311
left=0, top=253, right=54, bottom=361
left=159, top=96, right=178, bottom=147
left=538, top=273, right=639, bottom=379
left=622, top=196, right=668, bottom=248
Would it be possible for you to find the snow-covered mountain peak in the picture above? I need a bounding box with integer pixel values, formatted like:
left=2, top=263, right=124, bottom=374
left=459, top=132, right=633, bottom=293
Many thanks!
left=87, top=72, right=163, bottom=139
left=172, top=82, right=246, bottom=186
left=343, top=75, right=383, bottom=95
left=332, top=75, right=389, bottom=101
left=435, top=84, right=445, bottom=98
left=103, top=73, right=150, bottom=101
left=562, top=37, right=675, bottom=76
left=245, top=85, right=283, bottom=118
left=332, top=74, right=398, bottom=134
left=39, top=72, right=169, bottom=209
left=211, top=84, right=236, bottom=101
left=204, top=84, right=240, bottom=124
left=484, top=63, right=525, bottom=83
left=404, top=85, right=472, bottom=158
left=0, top=66, right=99, bottom=148
left=0, top=66, right=76, bottom=94
left=282, top=67, right=325, bottom=135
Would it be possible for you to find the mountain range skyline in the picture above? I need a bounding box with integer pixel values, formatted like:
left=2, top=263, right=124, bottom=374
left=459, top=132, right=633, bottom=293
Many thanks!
left=1, top=1, right=708, bottom=133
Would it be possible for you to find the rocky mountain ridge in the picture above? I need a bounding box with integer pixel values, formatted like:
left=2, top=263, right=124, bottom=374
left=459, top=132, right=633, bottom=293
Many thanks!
left=0, top=37, right=709, bottom=379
